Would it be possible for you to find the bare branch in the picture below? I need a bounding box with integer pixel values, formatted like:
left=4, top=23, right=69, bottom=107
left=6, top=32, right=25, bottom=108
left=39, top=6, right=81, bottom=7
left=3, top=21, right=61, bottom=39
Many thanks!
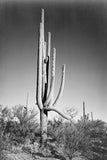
left=66, top=107, right=78, bottom=119
left=44, top=107, right=70, bottom=120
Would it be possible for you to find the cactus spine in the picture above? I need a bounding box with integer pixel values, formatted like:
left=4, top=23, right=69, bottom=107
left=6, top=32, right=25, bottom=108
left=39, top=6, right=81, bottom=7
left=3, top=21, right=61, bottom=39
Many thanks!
left=36, top=9, right=69, bottom=146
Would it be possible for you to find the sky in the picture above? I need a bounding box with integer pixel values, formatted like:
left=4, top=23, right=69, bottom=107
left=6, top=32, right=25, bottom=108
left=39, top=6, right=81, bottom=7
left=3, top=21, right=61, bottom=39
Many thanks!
left=0, top=0, right=107, bottom=122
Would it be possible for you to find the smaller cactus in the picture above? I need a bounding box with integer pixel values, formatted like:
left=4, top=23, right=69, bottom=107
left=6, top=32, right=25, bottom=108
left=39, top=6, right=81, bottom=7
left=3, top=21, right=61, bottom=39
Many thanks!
left=26, top=92, right=29, bottom=109
left=91, top=112, right=93, bottom=121
left=83, top=101, right=86, bottom=122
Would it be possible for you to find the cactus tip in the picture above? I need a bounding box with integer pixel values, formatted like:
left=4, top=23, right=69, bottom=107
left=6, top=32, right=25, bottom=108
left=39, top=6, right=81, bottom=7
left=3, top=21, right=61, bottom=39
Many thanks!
left=48, top=32, right=51, bottom=36
left=53, top=47, right=56, bottom=53
left=41, top=8, right=44, bottom=23
left=42, top=8, right=44, bottom=13
left=62, top=64, right=66, bottom=73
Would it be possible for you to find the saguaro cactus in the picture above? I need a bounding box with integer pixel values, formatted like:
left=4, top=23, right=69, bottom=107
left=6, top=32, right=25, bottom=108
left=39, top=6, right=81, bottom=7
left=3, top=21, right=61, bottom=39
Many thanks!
left=91, top=112, right=93, bottom=121
left=83, top=101, right=86, bottom=122
left=36, top=9, right=69, bottom=146
left=83, top=102, right=90, bottom=122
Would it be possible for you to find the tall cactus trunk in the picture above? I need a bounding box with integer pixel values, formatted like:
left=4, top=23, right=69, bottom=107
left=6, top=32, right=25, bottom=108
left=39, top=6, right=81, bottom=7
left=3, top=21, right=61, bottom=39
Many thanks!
left=40, top=109, right=48, bottom=146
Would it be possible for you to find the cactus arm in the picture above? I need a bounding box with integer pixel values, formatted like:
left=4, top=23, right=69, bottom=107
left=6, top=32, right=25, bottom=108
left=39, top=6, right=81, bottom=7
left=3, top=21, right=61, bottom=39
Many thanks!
left=41, top=9, right=44, bottom=27
left=53, top=64, right=65, bottom=107
left=44, top=42, right=47, bottom=83
left=47, top=32, right=51, bottom=96
left=42, top=42, right=48, bottom=102
left=51, top=48, right=56, bottom=77
left=36, top=22, right=43, bottom=110
left=47, top=32, right=51, bottom=57
left=42, top=41, right=47, bottom=100
left=44, top=107, right=70, bottom=120
left=44, top=48, right=56, bottom=107
left=42, top=41, right=45, bottom=99
left=41, top=9, right=44, bottom=44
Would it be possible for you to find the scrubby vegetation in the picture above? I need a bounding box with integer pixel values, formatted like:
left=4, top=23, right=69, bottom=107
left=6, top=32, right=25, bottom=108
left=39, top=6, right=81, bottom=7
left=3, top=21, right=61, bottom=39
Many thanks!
left=0, top=104, right=107, bottom=160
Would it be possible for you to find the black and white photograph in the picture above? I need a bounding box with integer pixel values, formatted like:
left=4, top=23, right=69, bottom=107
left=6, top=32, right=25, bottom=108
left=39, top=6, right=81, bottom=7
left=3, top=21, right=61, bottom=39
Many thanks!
left=0, top=0, right=107, bottom=159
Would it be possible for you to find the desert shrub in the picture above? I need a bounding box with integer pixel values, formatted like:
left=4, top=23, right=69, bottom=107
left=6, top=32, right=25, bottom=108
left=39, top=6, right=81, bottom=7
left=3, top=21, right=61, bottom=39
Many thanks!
left=0, top=129, right=12, bottom=160
left=48, top=118, right=81, bottom=159
left=0, top=132, right=5, bottom=159
left=48, top=117, right=107, bottom=160
left=47, top=118, right=66, bottom=157
left=67, top=119, right=107, bottom=160
left=0, top=105, right=39, bottom=147
left=48, top=117, right=64, bottom=142
left=61, top=122, right=83, bottom=160
left=22, top=143, right=39, bottom=154
left=0, top=108, right=13, bottom=154
left=84, top=120, right=107, bottom=160
left=4, top=105, right=39, bottom=145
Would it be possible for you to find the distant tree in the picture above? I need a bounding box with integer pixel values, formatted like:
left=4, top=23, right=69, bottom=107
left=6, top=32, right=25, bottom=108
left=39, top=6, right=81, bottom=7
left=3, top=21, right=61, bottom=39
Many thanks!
left=66, top=107, right=77, bottom=120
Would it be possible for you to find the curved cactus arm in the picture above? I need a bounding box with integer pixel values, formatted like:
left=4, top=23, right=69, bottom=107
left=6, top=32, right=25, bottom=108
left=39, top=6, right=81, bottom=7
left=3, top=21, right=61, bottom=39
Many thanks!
left=36, top=22, right=43, bottom=110
left=53, top=64, right=65, bottom=107
left=44, top=107, right=70, bottom=120
left=44, top=48, right=56, bottom=107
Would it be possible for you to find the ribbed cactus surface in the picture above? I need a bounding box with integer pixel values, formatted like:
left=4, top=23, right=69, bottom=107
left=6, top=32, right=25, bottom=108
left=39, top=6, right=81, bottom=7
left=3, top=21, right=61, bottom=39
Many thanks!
left=36, top=9, right=69, bottom=146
